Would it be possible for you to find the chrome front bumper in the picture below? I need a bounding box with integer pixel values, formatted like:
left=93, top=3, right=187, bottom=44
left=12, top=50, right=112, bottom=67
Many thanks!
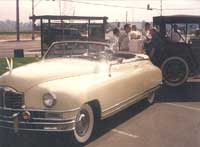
left=0, top=107, right=80, bottom=132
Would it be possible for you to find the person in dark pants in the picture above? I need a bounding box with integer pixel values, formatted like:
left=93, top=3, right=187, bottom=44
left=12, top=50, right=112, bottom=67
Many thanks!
left=143, top=23, right=152, bottom=42
left=146, top=28, right=165, bottom=66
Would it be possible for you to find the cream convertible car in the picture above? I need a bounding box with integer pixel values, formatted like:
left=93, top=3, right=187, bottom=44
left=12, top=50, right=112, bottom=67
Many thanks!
left=0, top=41, right=162, bottom=144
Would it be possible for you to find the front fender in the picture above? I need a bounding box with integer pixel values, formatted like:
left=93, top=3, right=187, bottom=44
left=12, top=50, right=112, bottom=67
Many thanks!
left=24, top=82, right=83, bottom=111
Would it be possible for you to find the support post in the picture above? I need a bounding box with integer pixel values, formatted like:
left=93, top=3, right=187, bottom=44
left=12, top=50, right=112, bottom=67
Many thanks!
left=40, top=19, right=43, bottom=56
left=32, top=0, right=35, bottom=40
left=16, top=0, right=20, bottom=41
left=160, top=0, right=163, bottom=16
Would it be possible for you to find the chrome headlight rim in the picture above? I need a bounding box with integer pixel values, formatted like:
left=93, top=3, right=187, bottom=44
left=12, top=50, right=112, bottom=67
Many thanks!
left=43, top=92, right=57, bottom=108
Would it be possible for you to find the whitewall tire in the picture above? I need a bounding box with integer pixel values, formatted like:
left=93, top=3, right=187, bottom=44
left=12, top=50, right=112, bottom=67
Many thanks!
left=74, top=104, right=94, bottom=144
left=147, top=92, right=155, bottom=104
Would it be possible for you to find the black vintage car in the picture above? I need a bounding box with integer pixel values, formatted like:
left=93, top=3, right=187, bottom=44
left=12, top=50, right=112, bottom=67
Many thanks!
left=152, top=15, right=200, bottom=87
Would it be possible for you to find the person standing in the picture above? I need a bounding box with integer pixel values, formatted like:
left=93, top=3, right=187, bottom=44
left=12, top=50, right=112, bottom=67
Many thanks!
left=142, top=22, right=152, bottom=53
left=148, top=28, right=165, bottom=66
left=110, top=28, right=120, bottom=51
left=118, top=24, right=131, bottom=51
left=142, top=22, right=152, bottom=41
left=128, top=24, right=144, bottom=54
left=130, top=25, right=142, bottom=38
left=171, top=24, right=182, bottom=42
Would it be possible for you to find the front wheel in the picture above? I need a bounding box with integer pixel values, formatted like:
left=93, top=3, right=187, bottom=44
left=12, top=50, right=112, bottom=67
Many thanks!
left=73, top=104, right=94, bottom=144
left=161, top=56, right=189, bottom=87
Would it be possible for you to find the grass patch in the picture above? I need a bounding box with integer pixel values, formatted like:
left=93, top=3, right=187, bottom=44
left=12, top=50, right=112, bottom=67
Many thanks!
left=0, top=58, right=39, bottom=75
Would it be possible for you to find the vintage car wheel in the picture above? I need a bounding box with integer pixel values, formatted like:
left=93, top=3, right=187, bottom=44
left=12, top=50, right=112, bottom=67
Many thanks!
left=161, top=56, right=189, bottom=87
left=74, top=104, right=94, bottom=144
left=147, top=92, right=155, bottom=104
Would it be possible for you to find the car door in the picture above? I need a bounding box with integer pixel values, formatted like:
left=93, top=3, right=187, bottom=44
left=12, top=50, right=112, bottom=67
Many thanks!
left=110, top=60, right=145, bottom=102
left=94, top=60, right=147, bottom=117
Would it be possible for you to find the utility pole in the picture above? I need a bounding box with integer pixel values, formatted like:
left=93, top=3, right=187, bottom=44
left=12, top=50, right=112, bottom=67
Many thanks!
left=160, top=0, right=163, bottom=16
left=59, top=0, right=62, bottom=16
left=126, top=11, right=128, bottom=24
left=32, top=0, right=35, bottom=40
left=16, top=0, right=20, bottom=41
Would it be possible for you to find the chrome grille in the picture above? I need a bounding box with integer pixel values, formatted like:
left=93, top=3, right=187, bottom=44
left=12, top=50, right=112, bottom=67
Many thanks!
left=0, top=87, right=24, bottom=109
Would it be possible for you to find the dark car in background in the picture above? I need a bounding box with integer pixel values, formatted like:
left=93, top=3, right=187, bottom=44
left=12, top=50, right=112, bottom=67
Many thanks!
left=153, top=15, right=200, bottom=87
left=49, top=28, right=85, bottom=41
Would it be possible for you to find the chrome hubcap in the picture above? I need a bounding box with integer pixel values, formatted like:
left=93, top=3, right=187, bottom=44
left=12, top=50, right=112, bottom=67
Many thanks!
left=75, top=110, right=90, bottom=137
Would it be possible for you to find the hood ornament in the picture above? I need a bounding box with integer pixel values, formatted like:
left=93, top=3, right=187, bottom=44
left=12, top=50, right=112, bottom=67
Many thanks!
left=5, top=57, right=13, bottom=72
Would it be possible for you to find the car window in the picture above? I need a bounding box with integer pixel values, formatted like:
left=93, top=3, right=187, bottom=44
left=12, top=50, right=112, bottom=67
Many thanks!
left=46, top=43, right=65, bottom=58
left=65, top=43, right=87, bottom=55
left=166, top=24, right=186, bottom=42
left=187, top=24, right=200, bottom=40
left=71, top=30, right=81, bottom=37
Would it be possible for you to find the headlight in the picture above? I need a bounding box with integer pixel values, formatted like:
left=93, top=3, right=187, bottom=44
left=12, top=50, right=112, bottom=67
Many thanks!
left=43, top=92, right=57, bottom=108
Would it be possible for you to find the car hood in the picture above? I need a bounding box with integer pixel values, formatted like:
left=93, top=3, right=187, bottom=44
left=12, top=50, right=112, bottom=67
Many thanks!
left=0, top=58, right=107, bottom=92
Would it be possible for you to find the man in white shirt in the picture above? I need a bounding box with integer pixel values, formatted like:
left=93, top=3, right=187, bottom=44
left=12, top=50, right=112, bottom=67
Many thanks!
left=142, top=22, right=152, bottom=54
left=129, top=25, right=144, bottom=54
left=171, top=24, right=181, bottom=42
left=118, top=24, right=131, bottom=51
left=130, top=25, right=142, bottom=39
left=142, top=22, right=152, bottom=41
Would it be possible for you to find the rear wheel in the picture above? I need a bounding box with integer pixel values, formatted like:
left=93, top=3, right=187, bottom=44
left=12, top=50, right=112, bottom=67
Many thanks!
left=161, top=56, right=189, bottom=87
left=147, top=92, right=155, bottom=104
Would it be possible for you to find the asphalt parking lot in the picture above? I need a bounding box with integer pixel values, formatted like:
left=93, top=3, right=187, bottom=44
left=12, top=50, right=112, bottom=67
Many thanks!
left=1, top=82, right=200, bottom=147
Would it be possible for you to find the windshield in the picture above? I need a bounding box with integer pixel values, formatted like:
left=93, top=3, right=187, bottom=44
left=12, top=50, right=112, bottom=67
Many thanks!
left=44, top=42, right=132, bottom=61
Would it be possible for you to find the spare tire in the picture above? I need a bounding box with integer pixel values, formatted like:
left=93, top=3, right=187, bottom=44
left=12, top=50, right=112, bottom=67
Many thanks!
left=161, top=56, right=189, bottom=87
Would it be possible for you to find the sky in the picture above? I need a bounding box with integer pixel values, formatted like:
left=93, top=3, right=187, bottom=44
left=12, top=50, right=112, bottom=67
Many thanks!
left=0, top=0, right=200, bottom=23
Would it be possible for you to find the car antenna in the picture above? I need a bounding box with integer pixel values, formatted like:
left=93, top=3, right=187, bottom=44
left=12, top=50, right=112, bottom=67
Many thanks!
left=5, top=57, right=13, bottom=72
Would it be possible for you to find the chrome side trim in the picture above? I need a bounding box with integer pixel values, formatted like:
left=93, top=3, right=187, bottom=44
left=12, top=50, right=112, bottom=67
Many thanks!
left=101, top=85, right=160, bottom=119
left=32, top=117, right=76, bottom=122
left=0, top=126, right=74, bottom=132
left=0, top=119, right=75, bottom=125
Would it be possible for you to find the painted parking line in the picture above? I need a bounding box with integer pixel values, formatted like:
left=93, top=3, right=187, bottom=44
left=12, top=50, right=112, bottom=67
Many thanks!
left=187, top=78, right=200, bottom=82
left=112, top=129, right=139, bottom=139
left=165, top=103, right=200, bottom=111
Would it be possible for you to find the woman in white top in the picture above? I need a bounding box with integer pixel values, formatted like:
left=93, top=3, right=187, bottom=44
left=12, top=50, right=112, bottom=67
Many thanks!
left=109, top=28, right=120, bottom=51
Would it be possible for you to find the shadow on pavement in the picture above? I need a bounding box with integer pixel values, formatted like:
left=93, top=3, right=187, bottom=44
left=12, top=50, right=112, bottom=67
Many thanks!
left=0, top=130, right=79, bottom=147
left=156, top=82, right=200, bottom=103
left=90, top=100, right=150, bottom=142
